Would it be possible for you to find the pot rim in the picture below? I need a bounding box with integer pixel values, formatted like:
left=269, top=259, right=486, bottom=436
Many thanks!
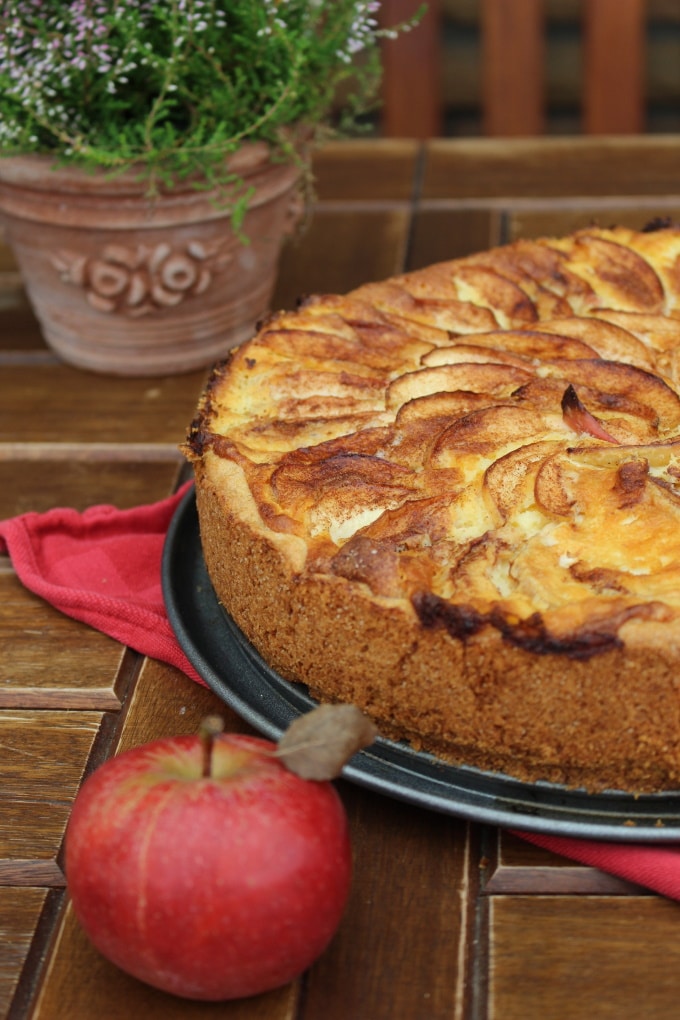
left=0, top=141, right=298, bottom=195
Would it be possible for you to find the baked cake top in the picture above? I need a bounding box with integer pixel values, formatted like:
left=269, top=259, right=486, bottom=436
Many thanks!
left=186, top=224, right=680, bottom=663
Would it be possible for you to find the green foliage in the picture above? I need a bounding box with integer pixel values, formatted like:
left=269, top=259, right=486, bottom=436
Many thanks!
left=0, top=1, right=420, bottom=195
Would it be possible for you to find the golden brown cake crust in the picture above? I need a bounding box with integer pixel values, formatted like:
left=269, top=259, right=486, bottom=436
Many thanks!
left=185, top=224, right=680, bottom=793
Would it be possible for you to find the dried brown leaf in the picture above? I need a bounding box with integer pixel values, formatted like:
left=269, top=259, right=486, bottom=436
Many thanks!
left=276, top=704, right=379, bottom=780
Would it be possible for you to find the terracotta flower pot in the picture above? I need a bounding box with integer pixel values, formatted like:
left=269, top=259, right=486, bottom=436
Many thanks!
left=0, top=146, right=302, bottom=375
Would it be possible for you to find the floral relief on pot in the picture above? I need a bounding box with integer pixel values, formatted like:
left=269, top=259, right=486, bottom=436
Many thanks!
left=51, top=238, right=233, bottom=317
left=0, top=147, right=302, bottom=375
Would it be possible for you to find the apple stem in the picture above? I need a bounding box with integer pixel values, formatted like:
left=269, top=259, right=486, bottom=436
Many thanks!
left=199, top=715, right=225, bottom=777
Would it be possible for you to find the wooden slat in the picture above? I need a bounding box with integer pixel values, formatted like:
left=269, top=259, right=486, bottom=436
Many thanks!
left=584, top=0, right=646, bottom=134
left=0, top=365, right=207, bottom=444
left=0, top=571, right=127, bottom=711
left=0, top=710, right=102, bottom=887
left=311, top=140, right=420, bottom=202
left=485, top=833, right=642, bottom=896
left=0, top=457, right=182, bottom=519
left=273, top=209, right=411, bottom=310
left=408, top=207, right=501, bottom=269
left=112, top=658, right=253, bottom=755
left=422, top=137, right=680, bottom=200
left=378, top=0, right=443, bottom=138
left=0, top=710, right=101, bottom=801
left=490, top=896, right=680, bottom=1018
left=303, top=788, right=473, bottom=1020
left=481, top=0, right=545, bottom=136
left=0, top=888, right=49, bottom=1017
left=507, top=205, right=680, bottom=243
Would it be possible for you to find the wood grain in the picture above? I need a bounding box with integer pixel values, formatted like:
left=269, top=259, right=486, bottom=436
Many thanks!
left=273, top=208, right=412, bottom=311
left=0, top=457, right=181, bottom=519
left=408, top=207, right=501, bottom=269
left=311, top=141, right=420, bottom=202
left=490, top=896, right=680, bottom=1019
left=481, top=0, right=545, bottom=136
left=485, top=833, right=642, bottom=896
left=0, top=710, right=101, bottom=800
left=0, top=366, right=207, bottom=445
left=422, top=136, right=680, bottom=199
left=0, top=796, right=71, bottom=887
left=584, top=0, right=645, bottom=134
left=0, top=708, right=103, bottom=885
left=303, top=786, right=473, bottom=1020
left=0, top=888, right=49, bottom=1019
left=0, top=572, right=124, bottom=710
left=378, top=0, right=443, bottom=139
left=112, top=657, right=254, bottom=756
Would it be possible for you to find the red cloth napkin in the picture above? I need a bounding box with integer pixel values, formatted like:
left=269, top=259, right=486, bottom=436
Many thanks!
left=1, top=486, right=679, bottom=898
left=0, top=482, right=202, bottom=685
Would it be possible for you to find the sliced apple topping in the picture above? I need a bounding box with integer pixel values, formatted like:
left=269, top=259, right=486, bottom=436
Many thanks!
left=187, top=224, right=680, bottom=661
left=536, top=316, right=656, bottom=372
left=561, top=384, right=620, bottom=443
left=386, top=363, right=532, bottom=412
left=482, top=441, right=558, bottom=523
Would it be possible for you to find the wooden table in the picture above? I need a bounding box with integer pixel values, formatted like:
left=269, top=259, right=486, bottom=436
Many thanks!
left=4, top=136, right=680, bottom=1020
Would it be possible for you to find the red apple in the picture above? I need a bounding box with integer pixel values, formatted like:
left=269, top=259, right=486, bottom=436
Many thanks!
left=64, top=725, right=352, bottom=1001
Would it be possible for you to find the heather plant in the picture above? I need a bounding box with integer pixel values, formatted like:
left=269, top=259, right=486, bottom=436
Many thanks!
left=0, top=0, right=419, bottom=203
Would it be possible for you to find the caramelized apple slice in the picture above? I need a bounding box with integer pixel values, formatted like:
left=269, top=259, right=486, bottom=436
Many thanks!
left=470, top=238, right=594, bottom=298
left=543, top=358, right=680, bottom=433
left=592, top=311, right=680, bottom=352
left=395, top=390, right=509, bottom=427
left=257, top=326, right=430, bottom=374
left=482, top=440, right=560, bottom=522
left=270, top=450, right=420, bottom=544
left=404, top=297, right=502, bottom=334
left=533, top=451, right=579, bottom=517
left=351, top=279, right=500, bottom=334
left=563, top=234, right=665, bottom=312
left=451, top=328, right=597, bottom=361
left=386, top=363, right=532, bottom=412
left=228, top=412, right=387, bottom=457
left=561, top=385, right=620, bottom=443
left=420, top=344, right=533, bottom=370
left=431, top=404, right=550, bottom=460
left=536, top=316, right=656, bottom=372
left=452, top=264, right=538, bottom=325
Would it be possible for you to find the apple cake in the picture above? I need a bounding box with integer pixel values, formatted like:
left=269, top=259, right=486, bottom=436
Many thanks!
left=184, top=223, right=680, bottom=793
